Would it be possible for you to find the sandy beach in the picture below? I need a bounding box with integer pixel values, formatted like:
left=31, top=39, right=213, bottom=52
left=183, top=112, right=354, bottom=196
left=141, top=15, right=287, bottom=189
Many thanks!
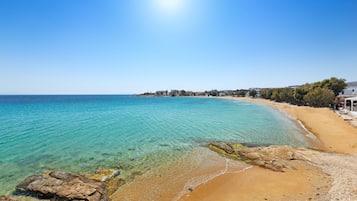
left=109, top=96, right=357, bottom=201
left=233, top=97, right=357, bottom=154
left=179, top=97, right=357, bottom=201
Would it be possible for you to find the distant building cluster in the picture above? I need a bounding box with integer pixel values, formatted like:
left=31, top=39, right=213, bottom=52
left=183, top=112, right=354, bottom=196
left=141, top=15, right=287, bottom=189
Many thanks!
left=140, top=89, right=251, bottom=97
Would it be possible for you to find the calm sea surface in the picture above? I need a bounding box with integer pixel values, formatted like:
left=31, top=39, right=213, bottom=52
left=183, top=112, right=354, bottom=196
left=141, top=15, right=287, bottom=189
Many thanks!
left=0, top=95, right=309, bottom=194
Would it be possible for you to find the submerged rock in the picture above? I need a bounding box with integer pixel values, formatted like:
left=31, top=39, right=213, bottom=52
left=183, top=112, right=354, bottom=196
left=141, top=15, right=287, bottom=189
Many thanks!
left=209, top=142, right=305, bottom=172
left=16, top=171, right=108, bottom=201
left=88, top=168, right=124, bottom=196
left=0, top=195, right=19, bottom=201
left=209, top=141, right=236, bottom=154
left=88, top=168, right=120, bottom=182
left=104, top=177, right=125, bottom=196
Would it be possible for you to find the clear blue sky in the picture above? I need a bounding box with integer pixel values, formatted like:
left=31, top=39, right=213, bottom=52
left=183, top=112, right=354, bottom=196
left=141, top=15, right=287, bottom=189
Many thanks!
left=0, top=0, right=356, bottom=94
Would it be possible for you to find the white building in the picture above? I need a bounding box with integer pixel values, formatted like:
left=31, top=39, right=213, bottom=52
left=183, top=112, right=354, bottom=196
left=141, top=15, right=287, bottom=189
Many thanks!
left=340, top=81, right=357, bottom=96
left=340, top=86, right=357, bottom=96
left=337, top=82, right=357, bottom=110
left=344, top=97, right=357, bottom=117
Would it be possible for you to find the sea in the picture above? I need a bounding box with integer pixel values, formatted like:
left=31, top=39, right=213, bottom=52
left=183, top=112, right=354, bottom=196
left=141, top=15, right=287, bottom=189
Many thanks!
left=0, top=95, right=310, bottom=195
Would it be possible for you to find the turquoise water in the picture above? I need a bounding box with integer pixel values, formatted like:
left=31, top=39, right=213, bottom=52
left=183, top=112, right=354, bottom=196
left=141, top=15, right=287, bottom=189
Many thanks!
left=0, top=95, right=309, bottom=194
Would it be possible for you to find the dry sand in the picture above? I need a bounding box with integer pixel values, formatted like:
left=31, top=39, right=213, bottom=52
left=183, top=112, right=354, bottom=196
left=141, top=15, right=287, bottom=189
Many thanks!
left=179, top=97, right=357, bottom=201
left=180, top=162, right=330, bottom=201
left=232, top=97, right=357, bottom=154
left=111, top=97, right=357, bottom=201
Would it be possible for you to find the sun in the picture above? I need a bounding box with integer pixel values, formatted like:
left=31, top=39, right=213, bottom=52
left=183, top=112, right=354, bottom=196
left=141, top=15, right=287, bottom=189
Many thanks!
left=154, top=0, right=186, bottom=16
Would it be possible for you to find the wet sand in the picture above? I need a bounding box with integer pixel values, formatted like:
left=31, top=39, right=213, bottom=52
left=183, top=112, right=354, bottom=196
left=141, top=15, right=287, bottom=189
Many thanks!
left=179, top=97, right=357, bottom=201
left=231, top=97, right=357, bottom=154
left=180, top=162, right=330, bottom=201
left=110, top=97, right=357, bottom=201
left=110, top=148, right=251, bottom=201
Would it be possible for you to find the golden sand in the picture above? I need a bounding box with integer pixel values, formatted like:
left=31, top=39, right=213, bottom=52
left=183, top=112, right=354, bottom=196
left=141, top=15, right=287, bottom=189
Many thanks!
left=180, top=162, right=330, bottom=201
left=111, top=97, right=357, bottom=201
left=231, top=97, right=357, bottom=154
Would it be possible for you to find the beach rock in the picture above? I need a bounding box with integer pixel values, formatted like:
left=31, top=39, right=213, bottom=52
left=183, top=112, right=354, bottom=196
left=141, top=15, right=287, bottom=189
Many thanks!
left=88, top=168, right=120, bottom=182
left=87, top=168, right=124, bottom=196
left=208, top=142, right=305, bottom=172
left=16, top=175, right=44, bottom=190
left=0, top=195, right=20, bottom=201
left=210, top=141, right=235, bottom=154
left=16, top=171, right=108, bottom=201
left=104, top=177, right=125, bottom=196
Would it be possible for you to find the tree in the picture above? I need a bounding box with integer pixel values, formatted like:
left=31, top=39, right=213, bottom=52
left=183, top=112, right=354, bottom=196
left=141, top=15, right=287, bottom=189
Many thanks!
left=320, top=77, right=347, bottom=96
left=303, top=88, right=335, bottom=107
left=271, top=89, right=282, bottom=102
left=261, top=89, right=274, bottom=99
left=249, top=89, right=257, bottom=98
left=294, top=87, right=309, bottom=106
left=209, top=90, right=218, bottom=96
left=236, top=90, right=247, bottom=97
left=259, top=77, right=346, bottom=107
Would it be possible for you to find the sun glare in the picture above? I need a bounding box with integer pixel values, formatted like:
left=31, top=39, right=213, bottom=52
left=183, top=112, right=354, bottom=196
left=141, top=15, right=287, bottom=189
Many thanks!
left=154, top=0, right=186, bottom=16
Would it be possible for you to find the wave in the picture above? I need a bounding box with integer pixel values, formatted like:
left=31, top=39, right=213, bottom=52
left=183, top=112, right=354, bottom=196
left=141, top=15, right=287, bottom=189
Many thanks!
left=173, top=159, right=252, bottom=201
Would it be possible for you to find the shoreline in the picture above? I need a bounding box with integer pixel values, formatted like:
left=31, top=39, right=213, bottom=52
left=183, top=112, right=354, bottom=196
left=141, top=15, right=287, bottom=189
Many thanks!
left=229, top=97, right=357, bottom=154
left=108, top=96, right=357, bottom=201
left=8, top=96, right=357, bottom=200
left=109, top=147, right=251, bottom=201
left=179, top=96, right=357, bottom=201
left=222, top=97, right=325, bottom=150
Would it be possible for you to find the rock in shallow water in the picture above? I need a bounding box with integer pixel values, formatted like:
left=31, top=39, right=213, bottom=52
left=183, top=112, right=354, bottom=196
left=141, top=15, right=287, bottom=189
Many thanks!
left=87, top=168, right=124, bottom=196
left=0, top=195, right=19, bottom=201
left=88, top=168, right=120, bottom=182
left=209, top=142, right=305, bottom=172
left=16, top=171, right=108, bottom=201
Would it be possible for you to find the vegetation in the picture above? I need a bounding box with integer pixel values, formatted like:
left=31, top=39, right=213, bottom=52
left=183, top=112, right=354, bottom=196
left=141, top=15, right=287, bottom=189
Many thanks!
left=303, top=88, right=335, bottom=107
left=249, top=89, right=257, bottom=98
left=260, top=77, right=346, bottom=107
left=236, top=89, right=248, bottom=97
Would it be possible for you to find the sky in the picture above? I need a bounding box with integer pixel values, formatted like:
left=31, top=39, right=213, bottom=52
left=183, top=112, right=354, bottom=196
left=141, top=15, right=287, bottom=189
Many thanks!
left=0, top=0, right=356, bottom=94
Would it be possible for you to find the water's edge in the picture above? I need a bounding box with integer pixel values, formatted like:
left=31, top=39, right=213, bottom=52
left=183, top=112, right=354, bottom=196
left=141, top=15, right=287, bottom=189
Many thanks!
left=0, top=96, right=312, bottom=196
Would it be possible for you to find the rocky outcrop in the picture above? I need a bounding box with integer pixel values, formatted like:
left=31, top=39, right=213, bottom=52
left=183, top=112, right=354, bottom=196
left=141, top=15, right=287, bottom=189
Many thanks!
left=87, top=169, right=124, bottom=196
left=0, top=196, right=19, bottom=201
left=209, top=142, right=306, bottom=172
left=210, top=141, right=235, bottom=154
left=88, top=168, right=120, bottom=182
left=16, top=171, right=108, bottom=201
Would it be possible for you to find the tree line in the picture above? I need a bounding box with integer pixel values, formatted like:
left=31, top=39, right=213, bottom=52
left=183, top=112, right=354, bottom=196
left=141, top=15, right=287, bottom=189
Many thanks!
left=259, top=77, right=347, bottom=107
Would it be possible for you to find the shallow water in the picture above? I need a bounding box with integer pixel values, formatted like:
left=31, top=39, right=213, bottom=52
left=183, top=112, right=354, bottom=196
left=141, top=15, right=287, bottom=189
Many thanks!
left=0, top=95, right=309, bottom=194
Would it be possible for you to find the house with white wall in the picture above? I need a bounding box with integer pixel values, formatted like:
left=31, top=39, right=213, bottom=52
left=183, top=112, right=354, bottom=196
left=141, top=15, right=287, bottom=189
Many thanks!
left=338, top=81, right=357, bottom=117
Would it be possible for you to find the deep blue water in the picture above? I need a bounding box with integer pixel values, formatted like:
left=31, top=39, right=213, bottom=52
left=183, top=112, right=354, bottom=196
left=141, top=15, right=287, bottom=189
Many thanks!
left=0, top=95, right=309, bottom=194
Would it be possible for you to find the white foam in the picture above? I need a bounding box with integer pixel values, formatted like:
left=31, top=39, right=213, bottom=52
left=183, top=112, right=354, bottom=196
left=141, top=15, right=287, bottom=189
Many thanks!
left=173, top=159, right=252, bottom=201
left=296, top=119, right=317, bottom=139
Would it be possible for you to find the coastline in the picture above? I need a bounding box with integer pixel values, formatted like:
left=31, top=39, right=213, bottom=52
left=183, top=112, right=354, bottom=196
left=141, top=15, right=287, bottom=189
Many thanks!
left=107, top=96, right=357, bottom=201
left=228, top=97, right=357, bottom=154
left=8, top=96, right=357, bottom=200
left=179, top=96, right=357, bottom=201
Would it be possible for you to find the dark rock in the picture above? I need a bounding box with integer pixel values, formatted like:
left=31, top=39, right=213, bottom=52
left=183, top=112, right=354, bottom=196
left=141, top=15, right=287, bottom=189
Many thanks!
left=16, top=171, right=108, bottom=201
left=16, top=175, right=44, bottom=190
left=210, top=141, right=235, bottom=154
